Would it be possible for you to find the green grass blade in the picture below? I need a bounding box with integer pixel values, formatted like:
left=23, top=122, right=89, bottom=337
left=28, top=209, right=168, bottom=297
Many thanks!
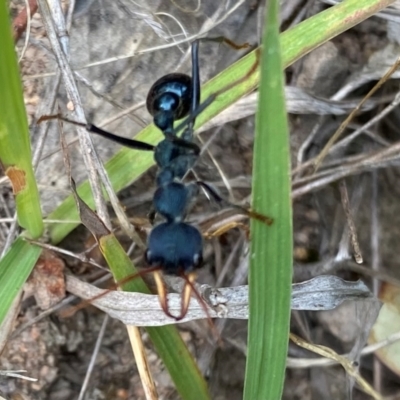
left=0, top=238, right=42, bottom=325
left=243, top=1, right=292, bottom=399
left=46, top=0, right=392, bottom=244
left=145, top=325, right=208, bottom=397
left=99, top=234, right=209, bottom=399
left=0, top=1, right=43, bottom=238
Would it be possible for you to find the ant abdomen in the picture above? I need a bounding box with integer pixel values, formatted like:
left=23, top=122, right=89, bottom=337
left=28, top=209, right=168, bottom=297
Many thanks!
left=146, top=73, right=192, bottom=132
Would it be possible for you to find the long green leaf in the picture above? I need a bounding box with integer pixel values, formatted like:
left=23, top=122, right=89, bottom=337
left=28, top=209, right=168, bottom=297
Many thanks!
left=244, top=1, right=292, bottom=398
left=0, top=0, right=43, bottom=238
left=0, top=238, right=42, bottom=325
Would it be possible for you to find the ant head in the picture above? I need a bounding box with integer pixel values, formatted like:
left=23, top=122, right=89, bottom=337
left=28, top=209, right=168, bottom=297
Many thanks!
left=146, top=73, right=192, bottom=130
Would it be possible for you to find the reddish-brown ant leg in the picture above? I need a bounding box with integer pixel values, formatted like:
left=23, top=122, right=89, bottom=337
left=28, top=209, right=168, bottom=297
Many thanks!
left=61, top=267, right=161, bottom=318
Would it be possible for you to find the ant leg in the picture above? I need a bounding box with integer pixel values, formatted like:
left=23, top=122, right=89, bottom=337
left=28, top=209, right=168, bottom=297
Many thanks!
left=87, top=124, right=155, bottom=151
left=148, top=208, right=156, bottom=225
left=155, top=268, right=222, bottom=341
left=180, top=273, right=222, bottom=343
left=172, top=48, right=260, bottom=138
left=180, top=40, right=200, bottom=144
left=204, top=222, right=250, bottom=239
left=38, top=114, right=155, bottom=151
left=61, top=267, right=161, bottom=318
left=181, top=37, right=248, bottom=142
left=153, top=270, right=179, bottom=320
left=153, top=269, right=213, bottom=322
left=196, top=180, right=273, bottom=226
left=152, top=270, right=199, bottom=321
left=178, top=273, right=195, bottom=320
